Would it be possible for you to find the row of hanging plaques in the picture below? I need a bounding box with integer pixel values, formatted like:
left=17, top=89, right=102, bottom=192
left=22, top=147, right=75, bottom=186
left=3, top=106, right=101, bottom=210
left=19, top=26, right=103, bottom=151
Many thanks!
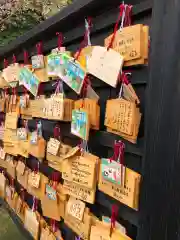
left=0, top=3, right=148, bottom=240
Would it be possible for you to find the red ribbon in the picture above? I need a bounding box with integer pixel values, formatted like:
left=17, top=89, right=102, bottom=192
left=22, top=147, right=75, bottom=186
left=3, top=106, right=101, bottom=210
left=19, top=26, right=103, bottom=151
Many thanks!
left=4, top=58, right=8, bottom=68
left=110, top=205, right=118, bottom=236
left=51, top=219, right=57, bottom=232
left=12, top=54, right=17, bottom=64
left=110, top=141, right=125, bottom=165
left=11, top=178, right=14, bottom=187
left=36, top=42, right=43, bottom=55
left=53, top=125, right=60, bottom=139
left=124, top=5, right=132, bottom=27
left=37, top=83, right=44, bottom=96
left=119, top=71, right=130, bottom=85
left=56, top=32, right=63, bottom=50
left=80, top=75, right=90, bottom=108
left=107, top=4, right=132, bottom=50
left=24, top=50, right=29, bottom=65
left=20, top=188, right=25, bottom=201
left=13, top=87, right=16, bottom=96
left=33, top=197, right=38, bottom=212
left=51, top=172, right=59, bottom=189
left=107, top=5, right=124, bottom=50
left=74, top=17, right=92, bottom=61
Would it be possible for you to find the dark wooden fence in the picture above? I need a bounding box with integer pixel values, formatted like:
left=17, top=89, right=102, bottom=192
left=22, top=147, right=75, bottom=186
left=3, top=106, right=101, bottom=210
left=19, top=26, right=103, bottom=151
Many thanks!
left=2, top=0, right=177, bottom=239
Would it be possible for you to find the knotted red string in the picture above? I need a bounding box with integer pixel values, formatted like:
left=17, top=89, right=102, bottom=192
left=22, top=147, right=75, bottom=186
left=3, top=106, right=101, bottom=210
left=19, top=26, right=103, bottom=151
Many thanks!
left=124, top=5, right=132, bottom=27
left=119, top=71, right=130, bottom=85
left=20, top=188, right=25, bottom=201
left=53, top=125, right=60, bottom=139
left=10, top=177, right=14, bottom=187
left=110, top=205, right=118, bottom=236
left=37, top=83, right=44, bottom=96
left=74, top=17, right=92, bottom=61
left=4, top=58, right=8, bottom=68
left=56, top=32, right=63, bottom=50
left=36, top=42, right=43, bottom=55
left=13, top=87, right=16, bottom=97
left=81, top=75, right=90, bottom=108
left=33, top=197, right=38, bottom=212
left=51, top=219, right=57, bottom=232
left=12, top=54, right=17, bottom=64
left=107, top=5, right=125, bottom=50
left=24, top=50, right=29, bottom=65
left=110, top=141, right=125, bottom=164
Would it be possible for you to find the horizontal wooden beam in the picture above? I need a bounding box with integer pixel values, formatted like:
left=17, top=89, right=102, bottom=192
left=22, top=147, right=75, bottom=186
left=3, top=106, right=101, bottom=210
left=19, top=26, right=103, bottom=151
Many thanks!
left=0, top=0, right=152, bottom=60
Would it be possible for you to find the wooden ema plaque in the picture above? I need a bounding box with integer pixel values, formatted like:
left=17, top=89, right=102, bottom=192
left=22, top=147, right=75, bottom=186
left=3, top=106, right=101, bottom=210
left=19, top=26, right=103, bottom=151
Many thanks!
left=47, top=143, right=72, bottom=172
left=5, top=112, right=18, bottom=130
left=29, top=135, right=46, bottom=159
left=104, top=24, right=149, bottom=66
left=43, top=94, right=64, bottom=121
left=98, top=165, right=141, bottom=210
left=105, top=98, right=137, bottom=136
left=66, top=196, right=86, bottom=221
left=90, top=220, right=132, bottom=240
left=64, top=207, right=92, bottom=240
left=27, top=171, right=48, bottom=200
left=30, top=97, right=45, bottom=118
left=24, top=208, right=39, bottom=240
left=74, top=99, right=100, bottom=130
left=62, top=151, right=99, bottom=190
left=87, top=46, right=124, bottom=87
left=107, top=110, right=141, bottom=144
left=63, top=180, right=96, bottom=204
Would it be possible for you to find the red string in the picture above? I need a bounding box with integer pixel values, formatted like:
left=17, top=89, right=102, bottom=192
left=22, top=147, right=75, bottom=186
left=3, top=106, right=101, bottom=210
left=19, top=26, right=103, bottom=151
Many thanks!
left=13, top=87, right=16, bottom=96
left=4, top=58, right=8, bottom=68
left=12, top=54, right=17, bottom=64
left=11, top=178, right=14, bottom=187
left=53, top=125, right=60, bottom=139
left=80, top=75, right=90, bottom=107
left=74, top=17, right=92, bottom=61
left=23, top=50, right=29, bottom=65
left=51, top=219, right=57, bottom=232
left=124, top=5, right=132, bottom=27
left=119, top=72, right=130, bottom=85
left=36, top=42, right=43, bottom=55
left=37, top=83, right=43, bottom=96
left=56, top=32, right=63, bottom=50
left=33, top=198, right=38, bottom=211
left=20, top=188, right=25, bottom=201
left=110, top=205, right=118, bottom=234
left=107, top=5, right=124, bottom=50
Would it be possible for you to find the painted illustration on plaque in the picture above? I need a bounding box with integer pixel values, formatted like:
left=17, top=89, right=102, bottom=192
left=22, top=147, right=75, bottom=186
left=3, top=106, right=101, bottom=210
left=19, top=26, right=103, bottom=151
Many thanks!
left=71, top=109, right=89, bottom=140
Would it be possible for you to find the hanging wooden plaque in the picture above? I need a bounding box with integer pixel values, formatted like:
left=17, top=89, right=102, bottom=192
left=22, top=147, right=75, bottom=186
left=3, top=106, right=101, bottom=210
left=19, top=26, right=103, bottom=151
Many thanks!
left=87, top=46, right=124, bottom=87
left=74, top=99, right=100, bottom=130
left=5, top=112, right=19, bottom=130
left=98, top=165, right=141, bottom=209
left=24, top=209, right=40, bottom=240
left=105, top=24, right=143, bottom=61
left=64, top=208, right=92, bottom=240
left=66, top=197, right=86, bottom=221
left=62, top=152, right=99, bottom=189
left=71, top=109, right=90, bottom=140
left=104, top=98, right=137, bottom=136
left=90, top=221, right=132, bottom=240
left=63, top=180, right=96, bottom=204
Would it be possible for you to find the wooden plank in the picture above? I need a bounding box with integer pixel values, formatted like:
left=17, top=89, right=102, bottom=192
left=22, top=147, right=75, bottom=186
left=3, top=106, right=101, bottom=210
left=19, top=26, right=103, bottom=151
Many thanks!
left=0, top=0, right=152, bottom=60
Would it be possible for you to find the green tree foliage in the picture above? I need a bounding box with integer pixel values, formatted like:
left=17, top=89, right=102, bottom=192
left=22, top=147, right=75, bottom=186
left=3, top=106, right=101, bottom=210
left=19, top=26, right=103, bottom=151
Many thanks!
left=0, top=0, right=72, bottom=47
